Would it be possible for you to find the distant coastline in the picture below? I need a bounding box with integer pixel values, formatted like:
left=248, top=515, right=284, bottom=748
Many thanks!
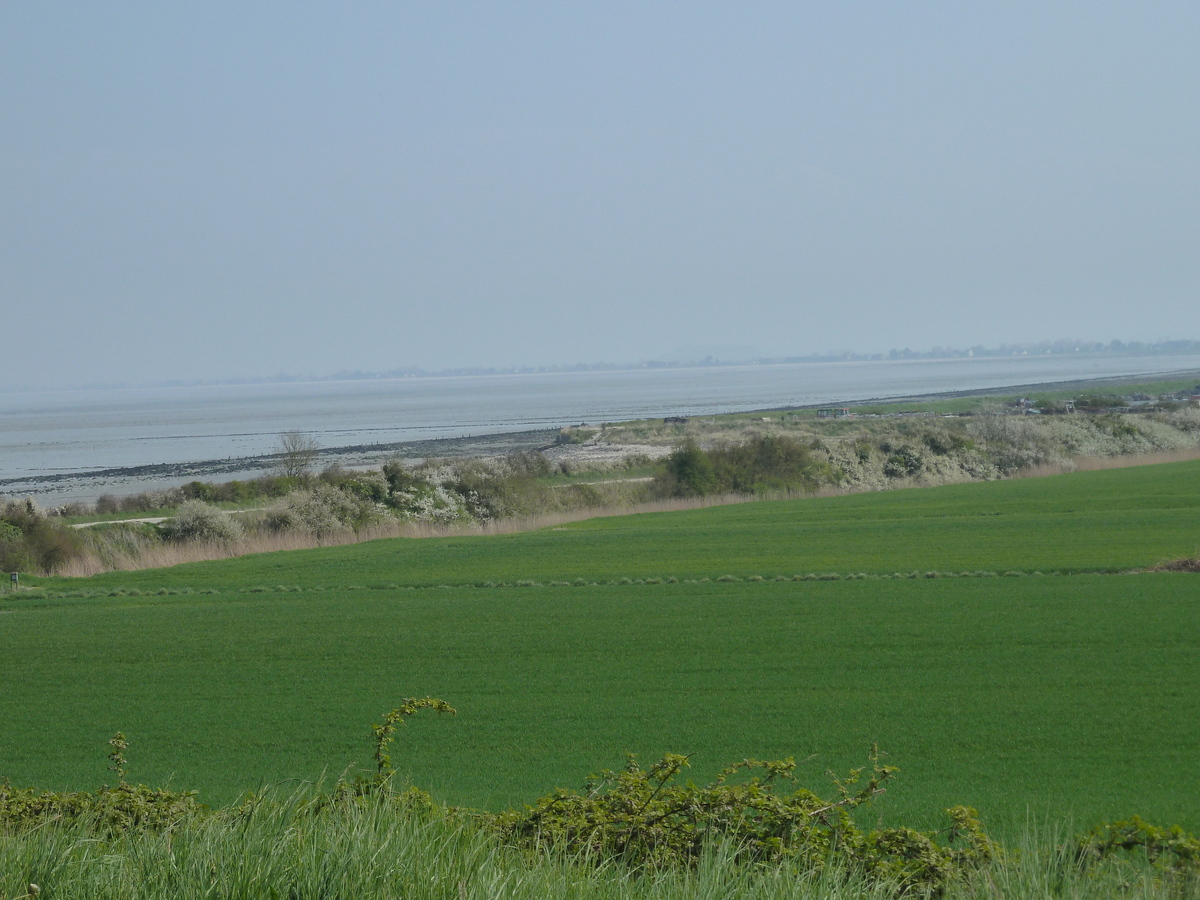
left=5, top=339, right=1200, bottom=394
left=5, top=365, right=1199, bottom=507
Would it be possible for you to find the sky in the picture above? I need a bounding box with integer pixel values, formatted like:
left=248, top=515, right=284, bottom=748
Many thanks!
left=2, top=2, right=1198, bottom=386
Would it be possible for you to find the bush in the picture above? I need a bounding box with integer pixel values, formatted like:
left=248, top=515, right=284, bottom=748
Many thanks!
left=655, top=436, right=829, bottom=497
left=883, top=447, right=924, bottom=478
left=443, top=455, right=556, bottom=520
left=320, top=466, right=389, bottom=503
left=1078, top=815, right=1200, bottom=872
left=708, top=435, right=829, bottom=494
left=179, top=481, right=218, bottom=503
left=491, top=749, right=995, bottom=891
left=180, top=476, right=297, bottom=505
left=655, top=440, right=717, bottom=497
left=161, top=501, right=244, bottom=544
left=264, top=483, right=381, bottom=536
left=0, top=498, right=85, bottom=574
left=922, top=431, right=974, bottom=455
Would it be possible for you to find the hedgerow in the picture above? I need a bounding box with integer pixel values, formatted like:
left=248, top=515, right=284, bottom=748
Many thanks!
left=2, top=706, right=1197, bottom=898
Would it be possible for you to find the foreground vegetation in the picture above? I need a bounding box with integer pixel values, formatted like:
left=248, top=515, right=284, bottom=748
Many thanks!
left=2, top=699, right=1197, bottom=898
left=5, top=778, right=1197, bottom=899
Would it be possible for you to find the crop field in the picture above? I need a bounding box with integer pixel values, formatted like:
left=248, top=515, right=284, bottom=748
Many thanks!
left=3, top=460, right=1199, bottom=834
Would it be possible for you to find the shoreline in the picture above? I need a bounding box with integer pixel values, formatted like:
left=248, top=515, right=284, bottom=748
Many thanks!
left=0, top=428, right=564, bottom=506
left=6, top=368, right=1199, bottom=507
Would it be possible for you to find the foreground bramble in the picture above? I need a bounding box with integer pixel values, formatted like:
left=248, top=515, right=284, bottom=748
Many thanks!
left=2, top=713, right=1197, bottom=899
left=491, top=748, right=997, bottom=892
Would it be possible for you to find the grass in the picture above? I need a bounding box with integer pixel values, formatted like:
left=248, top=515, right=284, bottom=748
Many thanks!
left=2, top=461, right=1199, bottom=835
left=536, top=464, right=659, bottom=486
left=60, top=500, right=268, bottom=527
left=604, top=373, right=1200, bottom=425
left=3, top=788, right=1193, bottom=900
left=57, top=508, right=178, bottom=526
left=3, top=575, right=1196, bottom=832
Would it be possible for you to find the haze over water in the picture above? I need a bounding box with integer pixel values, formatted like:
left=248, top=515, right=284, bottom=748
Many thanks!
left=4, top=354, right=1199, bottom=483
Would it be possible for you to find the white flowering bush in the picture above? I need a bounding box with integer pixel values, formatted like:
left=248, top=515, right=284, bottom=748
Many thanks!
left=387, top=480, right=471, bottom=523
left=967, top=417, right=1061, bottom=473
left=264, top=483, right=383, bottom=536
left=162, top=500, right=244, bottom=544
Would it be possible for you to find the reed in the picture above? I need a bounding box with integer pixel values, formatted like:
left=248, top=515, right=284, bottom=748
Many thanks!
left=1014, top=446, right=1200, bottom=479
left=57, top=494, right=764, bottom=576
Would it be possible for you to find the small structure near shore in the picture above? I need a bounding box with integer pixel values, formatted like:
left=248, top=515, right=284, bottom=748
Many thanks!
left=817, top=408, right=852, bottom=419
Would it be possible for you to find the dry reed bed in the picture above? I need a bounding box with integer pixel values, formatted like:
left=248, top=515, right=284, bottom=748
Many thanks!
left=1013, top=446, right=1200, bottom=478
left=58, top=494, right=758, bottom=576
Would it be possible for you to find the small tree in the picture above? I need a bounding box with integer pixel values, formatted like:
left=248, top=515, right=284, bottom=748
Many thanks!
left=276, top=431, right=320, bottom=479
left=658, top=440, right=716, bottom=497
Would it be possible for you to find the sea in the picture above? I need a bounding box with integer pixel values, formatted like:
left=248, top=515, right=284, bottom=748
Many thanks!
left=3, top=353, right=1200, bottom=503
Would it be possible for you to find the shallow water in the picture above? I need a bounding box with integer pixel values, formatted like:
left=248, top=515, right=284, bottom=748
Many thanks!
left=3, top=354, right=1199, bottom=483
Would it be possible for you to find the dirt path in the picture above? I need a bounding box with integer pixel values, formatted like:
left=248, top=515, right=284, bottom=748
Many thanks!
left=71, top=507, right=264, bottom=529
left=71, top=516, right=170, bottom=529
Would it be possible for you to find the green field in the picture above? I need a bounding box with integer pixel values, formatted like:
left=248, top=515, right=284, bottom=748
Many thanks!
left=4, top=461, right=1200, bottom=834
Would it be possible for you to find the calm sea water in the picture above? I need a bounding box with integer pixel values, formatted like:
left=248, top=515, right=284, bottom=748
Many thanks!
left=4, top=354, right=1200, bottom=480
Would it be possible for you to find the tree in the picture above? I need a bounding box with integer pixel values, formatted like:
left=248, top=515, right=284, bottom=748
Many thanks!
left=276, top=431, right=320, bottom=479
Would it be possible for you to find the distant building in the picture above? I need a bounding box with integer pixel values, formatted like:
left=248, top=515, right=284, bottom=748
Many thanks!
left=817, top=408, right=852, bottom=419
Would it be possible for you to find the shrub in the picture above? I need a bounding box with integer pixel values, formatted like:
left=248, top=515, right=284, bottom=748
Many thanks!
left=1078, top=815, right=1200, bottom=873
left=180, top=480, right=218, bottom=502
left=391, top=453, right=566, bottom=523
left=491, top=749, right=995, bottom=891
left=922, top=431, right=974, bottom=455
left=0, top=733, right=200, bottom=834
left=320, top=466, right=389, bottom=503
left=382, top=460, right=421, bottom=494
left=264, top=483, right=381, bottom=536
left=655, top=436, right=829, bottom=498
left=708, top=434, right=830, bottom=494
left=0, top=498, right=85, bottom=574
left=654, top=440, right=718, bottom=497
left=161, top=500, right=244, bottom=544
left=883, top=447, right=924, bottom=478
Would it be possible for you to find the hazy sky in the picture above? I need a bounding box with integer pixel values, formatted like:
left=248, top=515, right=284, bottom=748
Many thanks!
left=3, top=2, right=1198, bottom=386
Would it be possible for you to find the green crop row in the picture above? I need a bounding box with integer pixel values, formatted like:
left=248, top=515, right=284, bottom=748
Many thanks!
left=2, top=574, right=1196, bottom=832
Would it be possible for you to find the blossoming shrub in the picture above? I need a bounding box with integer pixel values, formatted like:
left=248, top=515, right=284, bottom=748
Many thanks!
left=161, top=500, right=244, bottom=543
left=264, top=483, right=383, bottom=536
